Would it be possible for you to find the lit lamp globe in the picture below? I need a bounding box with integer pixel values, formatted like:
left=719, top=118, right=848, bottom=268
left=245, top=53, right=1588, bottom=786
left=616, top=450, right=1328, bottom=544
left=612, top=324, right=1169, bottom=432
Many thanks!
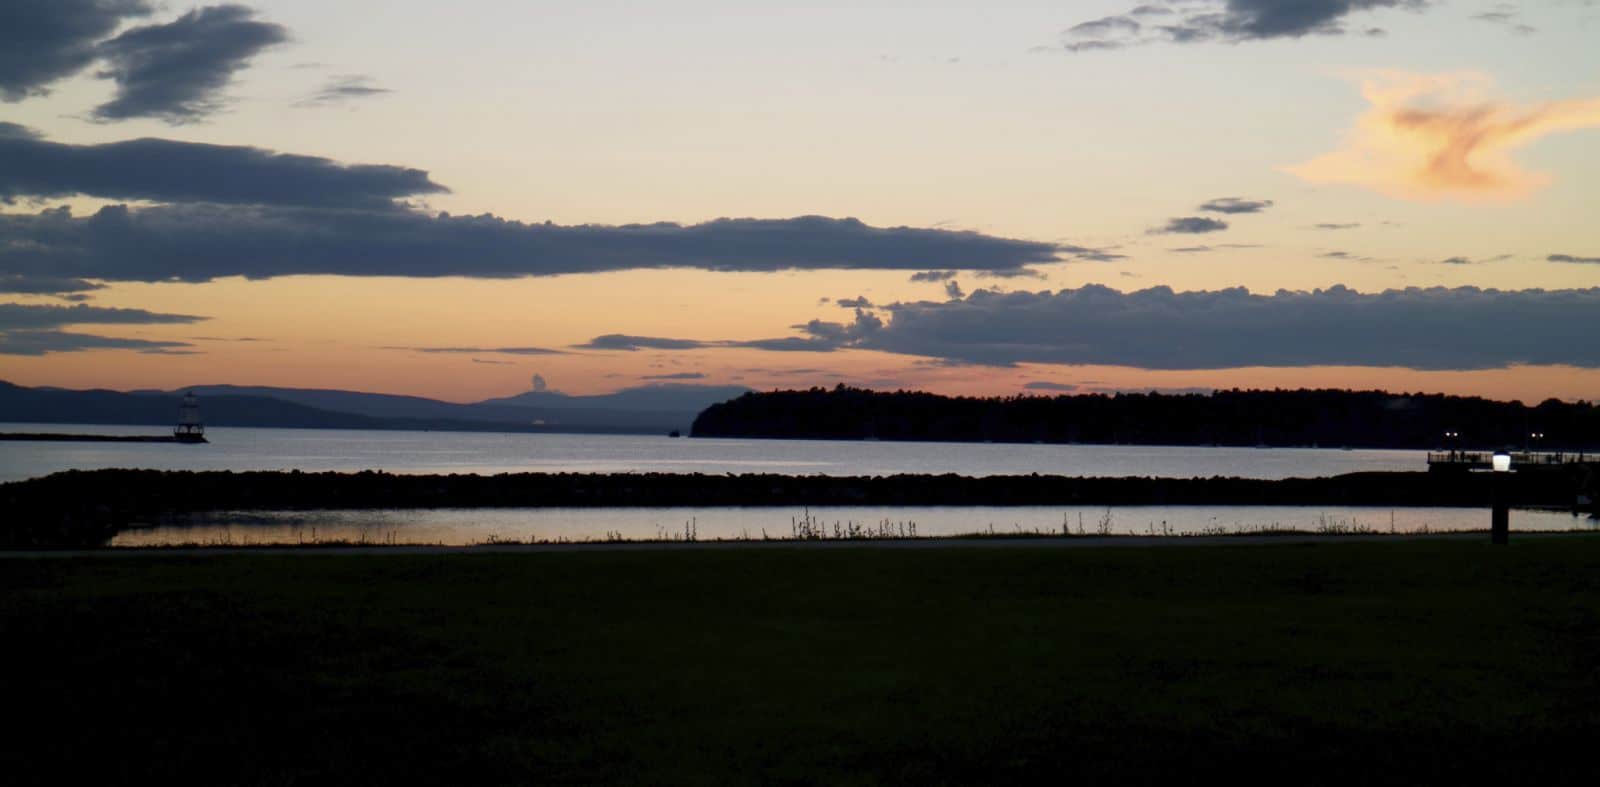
left=1492, top=452, right=1512, bottom=473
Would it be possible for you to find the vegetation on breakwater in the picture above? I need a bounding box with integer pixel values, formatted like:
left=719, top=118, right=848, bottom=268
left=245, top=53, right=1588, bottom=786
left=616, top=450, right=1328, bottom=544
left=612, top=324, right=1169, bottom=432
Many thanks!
left=5, top=541, right=1600, bottom=784
left=692, top=386, right=1600, bottom=448
left=3, top=467, right=1590, bottom=548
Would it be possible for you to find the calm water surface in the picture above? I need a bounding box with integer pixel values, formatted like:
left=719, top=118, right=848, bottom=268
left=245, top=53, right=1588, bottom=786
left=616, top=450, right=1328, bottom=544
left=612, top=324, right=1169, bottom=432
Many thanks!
left=9, top=423, right=1583, bottom=547
left=111, top=505, right=1593, bottom=546
left=2, top=422, right=1425, bottom=483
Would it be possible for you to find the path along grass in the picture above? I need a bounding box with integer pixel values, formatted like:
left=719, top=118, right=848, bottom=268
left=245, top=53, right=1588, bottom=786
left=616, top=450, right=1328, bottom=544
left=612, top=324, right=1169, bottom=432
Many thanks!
left=4, top=538, right=1599, bottom=785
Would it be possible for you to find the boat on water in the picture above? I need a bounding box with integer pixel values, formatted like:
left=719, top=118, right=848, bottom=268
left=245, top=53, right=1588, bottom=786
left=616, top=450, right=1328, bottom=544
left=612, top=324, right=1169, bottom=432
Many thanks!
left=174, top=392, right=208, bottom=444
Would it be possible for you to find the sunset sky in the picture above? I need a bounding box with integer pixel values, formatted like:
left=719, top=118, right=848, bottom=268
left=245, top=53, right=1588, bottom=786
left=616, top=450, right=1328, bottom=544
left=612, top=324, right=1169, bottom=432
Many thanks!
left=3, top=0, right=1599, bottom=402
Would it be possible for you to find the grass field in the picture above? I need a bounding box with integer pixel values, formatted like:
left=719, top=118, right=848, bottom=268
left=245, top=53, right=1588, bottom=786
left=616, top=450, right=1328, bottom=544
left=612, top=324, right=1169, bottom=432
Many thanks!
left=5, top=539, right=1600, bottom=785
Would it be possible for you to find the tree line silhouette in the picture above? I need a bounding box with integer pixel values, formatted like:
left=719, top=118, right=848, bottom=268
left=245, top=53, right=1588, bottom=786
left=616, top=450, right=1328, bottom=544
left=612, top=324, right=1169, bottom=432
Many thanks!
left=691, top=386, right=1600, bottom=449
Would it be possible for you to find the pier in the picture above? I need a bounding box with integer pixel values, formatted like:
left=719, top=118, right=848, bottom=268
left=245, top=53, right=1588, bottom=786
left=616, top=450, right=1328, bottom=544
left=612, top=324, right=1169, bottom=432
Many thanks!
left=1426, top=450, right=1594, bottom=472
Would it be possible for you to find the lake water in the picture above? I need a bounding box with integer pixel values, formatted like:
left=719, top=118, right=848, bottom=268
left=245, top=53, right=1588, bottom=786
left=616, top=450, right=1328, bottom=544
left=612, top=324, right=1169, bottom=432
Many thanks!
left=7, top=423, right=1586, bottom=547
left=1, top=422, right=1426, bottom=483
left=111, top=504, right=1593, bottom=546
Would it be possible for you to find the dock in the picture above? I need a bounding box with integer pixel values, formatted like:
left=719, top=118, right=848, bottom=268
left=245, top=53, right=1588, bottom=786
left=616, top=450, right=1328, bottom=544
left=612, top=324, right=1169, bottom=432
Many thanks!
left=1426, top=450, right=1594, bottom=472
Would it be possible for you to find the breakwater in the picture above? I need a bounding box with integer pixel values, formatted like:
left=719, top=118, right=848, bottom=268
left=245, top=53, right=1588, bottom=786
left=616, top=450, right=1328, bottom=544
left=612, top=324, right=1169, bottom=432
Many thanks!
left=0, top=433, right=194, bottom=443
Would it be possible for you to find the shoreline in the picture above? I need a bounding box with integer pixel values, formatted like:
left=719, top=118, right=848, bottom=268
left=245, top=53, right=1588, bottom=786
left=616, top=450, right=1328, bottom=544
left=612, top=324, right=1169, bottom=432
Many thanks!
left=5, top=467, right=1596, bottom=549
left=13, top=530, right=1600, bottom=558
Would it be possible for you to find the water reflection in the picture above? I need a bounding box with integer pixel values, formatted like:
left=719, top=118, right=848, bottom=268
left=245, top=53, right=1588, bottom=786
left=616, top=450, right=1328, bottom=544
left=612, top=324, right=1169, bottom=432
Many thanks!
left=111, top=505, right=1595, bottom=547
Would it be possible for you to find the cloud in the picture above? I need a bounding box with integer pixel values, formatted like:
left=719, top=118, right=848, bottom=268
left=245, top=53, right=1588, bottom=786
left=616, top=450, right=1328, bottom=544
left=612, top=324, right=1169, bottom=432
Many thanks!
left=531, top=374, right=548, bottom=392
left=295, top=75, right=390, bottom=108
left=1550, top=254, right=1600, bottom=264
left=1152, top=216, right=1228, bottom=234
left=0, top=124, right=446, bottom=209
left=1472, top=4, right=1536, bottom=35
left=1059, top=243, right=1127, bottom=262
left=0, top=0, right=152, bottom=101
left=835, top=296, right=874, bottom=308
left=92, top=5, right=289, bottom=123
left=1287, top=72, right=1600, bottom=201
left=945, top=280, right=965, bottom=300
left=577, top=334, right=711, bottom=351
left=383, top=345, right=566, bottom=355
left=470, top=358, right=512, bottom=365
left=579, top=309, right=884, bottom=356
left=0, top=302, right=204, bottom=329
left=1052, top=1, right=1426, bottom=52
left=844, top=285, right=1600, bottom=370
left=1023, top=381, right=1079, bottom=392
left=1198, top=197, right=1273, bottom=214
left=1312, top=222, right=1361, bottom=230
left=0, top=206, right=1061, bottom=284
left=1171, top=243, right=1262, bottom=253
left=0, top=301, right=202, bottom=356
left=0, top=274, right=105, bottom=296
left=978, top=268, right=1047, bottom=279
left=642, top=372, right=707, bottom=380
left=909, top=270, right=958, bottom=282
left=574, top=285, right=1600, bottom=370
left=0, top=329, right=195, bottom=356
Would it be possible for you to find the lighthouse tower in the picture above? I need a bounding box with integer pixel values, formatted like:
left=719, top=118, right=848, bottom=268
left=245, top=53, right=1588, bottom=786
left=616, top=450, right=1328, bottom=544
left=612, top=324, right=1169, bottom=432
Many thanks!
left=174, top=392, right=207, bottom=443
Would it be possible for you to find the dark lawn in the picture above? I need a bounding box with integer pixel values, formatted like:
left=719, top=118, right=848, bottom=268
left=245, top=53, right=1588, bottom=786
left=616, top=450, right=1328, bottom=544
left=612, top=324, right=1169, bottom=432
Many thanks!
left=4, top=539, right=1600, bottom=785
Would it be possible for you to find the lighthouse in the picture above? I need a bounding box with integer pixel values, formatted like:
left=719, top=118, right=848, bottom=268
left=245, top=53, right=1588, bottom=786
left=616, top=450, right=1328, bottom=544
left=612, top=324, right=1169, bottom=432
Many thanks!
left=174, top=392, right=207, bottom=443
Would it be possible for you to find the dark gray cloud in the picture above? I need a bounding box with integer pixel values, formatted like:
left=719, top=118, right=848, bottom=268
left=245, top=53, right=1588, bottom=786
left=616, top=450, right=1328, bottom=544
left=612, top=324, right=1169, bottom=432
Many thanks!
left=0, top=0, right=152, bottom=101
left=0, top=205, right=1061, bottom=284
left=1198, top=197, right=1273, bottom=214
left=1153, top=216, right=1228, bottom=234
left=1054, top=1, right=1427, bottom=52
left=0, top=124, right=446, bottom=208
left=1059, top=243, right=1127, bottom=262
left=383, top=345, right=566, bottom=355
left=1550, top=254, right=1600, bottom=264
left=0, top=274, right=105, bottom=295
left=92, top=5, right=289, bottom=123
left=945, top=280, right=965, bottom=300
left=578, top=334, right=712, bottom=351
left=579, top=310, right=884, bottom=356
left=1023, top=381, right=1079, bottom=392
left=613, top=285, right=1600, bottom=371
left=850, top=285, right=1600, bottom=370
left=978, top=268, right=1047, bottom=279
left=0, top=329, right=194, bottom=356
left=0, top=301, right=204, bottom=329
left=295, top=75, right=391, bottom=108
left=909, top=270, right=958, bottom=282
left=0, top=301, right=202, bottom=355
left=835, top=296, right=874, bottom=308
left=641, top=372, right=707, bottom=380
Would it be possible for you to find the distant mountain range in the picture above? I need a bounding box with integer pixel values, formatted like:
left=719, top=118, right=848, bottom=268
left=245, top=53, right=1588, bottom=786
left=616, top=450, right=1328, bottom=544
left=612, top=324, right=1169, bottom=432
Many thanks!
left=0, top=380, right=751, bottom=435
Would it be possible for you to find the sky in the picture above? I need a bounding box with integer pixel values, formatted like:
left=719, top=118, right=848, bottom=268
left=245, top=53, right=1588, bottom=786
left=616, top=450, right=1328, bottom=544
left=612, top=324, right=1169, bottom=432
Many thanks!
left=2, top=0, right=1599, bottom=403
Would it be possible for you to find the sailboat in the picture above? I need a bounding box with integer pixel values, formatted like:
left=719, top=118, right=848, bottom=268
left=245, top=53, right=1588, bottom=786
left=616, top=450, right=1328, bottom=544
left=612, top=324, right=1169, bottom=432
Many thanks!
left=173, top=392, right=208, bottom=444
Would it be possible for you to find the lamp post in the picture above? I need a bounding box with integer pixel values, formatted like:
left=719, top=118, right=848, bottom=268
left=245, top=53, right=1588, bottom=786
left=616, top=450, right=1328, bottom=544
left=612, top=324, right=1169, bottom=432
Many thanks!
left=1490, top=451, right=1511, bottom=545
